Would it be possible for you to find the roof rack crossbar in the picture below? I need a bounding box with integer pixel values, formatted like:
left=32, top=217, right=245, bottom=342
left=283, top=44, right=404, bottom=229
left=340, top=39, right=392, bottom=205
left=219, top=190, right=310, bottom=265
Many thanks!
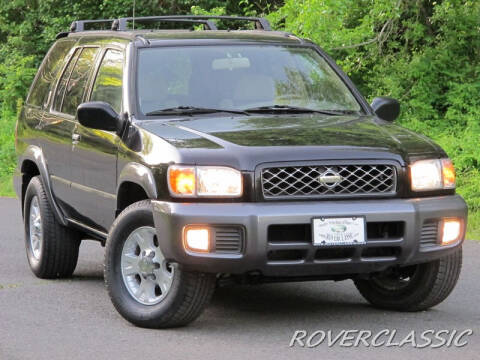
left=123, top=15, right=272, bottom=31
left=70, top=19, right=115, bottom=32
left=114, top=17, right=218, bottom=31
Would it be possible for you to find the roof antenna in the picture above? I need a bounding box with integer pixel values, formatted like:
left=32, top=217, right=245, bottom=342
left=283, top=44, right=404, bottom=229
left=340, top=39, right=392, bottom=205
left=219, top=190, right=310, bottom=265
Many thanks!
left=132, top=0, right=136, bottom=30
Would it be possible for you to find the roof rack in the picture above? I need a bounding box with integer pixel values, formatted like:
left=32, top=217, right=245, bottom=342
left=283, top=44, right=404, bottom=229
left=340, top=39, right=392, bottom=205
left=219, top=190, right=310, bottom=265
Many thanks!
left=68, top=15, right=272, bottom=34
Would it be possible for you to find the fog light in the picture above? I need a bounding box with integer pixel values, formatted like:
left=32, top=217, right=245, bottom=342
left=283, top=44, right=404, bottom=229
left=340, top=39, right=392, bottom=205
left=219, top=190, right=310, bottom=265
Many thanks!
left=185, top=227, right=210, bottom=252
left=441, top=219, right=462, bottom=245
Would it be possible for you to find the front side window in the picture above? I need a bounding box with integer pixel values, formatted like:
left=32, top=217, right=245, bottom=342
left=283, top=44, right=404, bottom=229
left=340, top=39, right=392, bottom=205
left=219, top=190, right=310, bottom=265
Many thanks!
left=52, top=48, right=81, bottom=113
left=136, top=45, right=362, bottom=115
left=90, top=49, right=124, bottom=113
left=53, top=47, right=99, bottom=115
left=62, top=47, right=99, bottom=116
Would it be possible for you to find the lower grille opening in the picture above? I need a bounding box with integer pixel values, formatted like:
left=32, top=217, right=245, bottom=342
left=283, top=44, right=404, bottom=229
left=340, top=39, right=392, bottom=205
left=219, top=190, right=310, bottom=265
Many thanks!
left=367, top=222, right=404, bottom=240
left=268, top=224, right=311, bottom=243
left=212, top=226, right=244, bottom=254
left=315, top=248, right=355, bottom=261
left=267, top=250, right=306, bottom=262
left=420, top=220, right=439, bottom=248
left=361, top=246, right=401, bottom=259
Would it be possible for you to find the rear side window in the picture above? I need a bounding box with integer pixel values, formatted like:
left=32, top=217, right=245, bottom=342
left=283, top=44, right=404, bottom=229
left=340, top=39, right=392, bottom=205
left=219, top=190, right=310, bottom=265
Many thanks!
left=27, top=40, right=75, bottom=108
left=90, top=49, right=124, bottom=113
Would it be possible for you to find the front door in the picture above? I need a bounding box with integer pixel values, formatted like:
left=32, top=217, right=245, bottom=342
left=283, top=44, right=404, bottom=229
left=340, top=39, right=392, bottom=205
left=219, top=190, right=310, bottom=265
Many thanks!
left=68, top=48, right=125, bottom=232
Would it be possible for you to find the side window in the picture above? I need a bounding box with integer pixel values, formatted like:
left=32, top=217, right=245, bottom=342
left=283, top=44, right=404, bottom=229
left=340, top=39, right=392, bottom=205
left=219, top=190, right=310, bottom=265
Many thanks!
left=52, top=48, right=81, bottom=112
left=27, top=40, right=75, bottom=108
left=90, top=49, right=124, bottom=113
left=61, top=47, right=99, bottom=116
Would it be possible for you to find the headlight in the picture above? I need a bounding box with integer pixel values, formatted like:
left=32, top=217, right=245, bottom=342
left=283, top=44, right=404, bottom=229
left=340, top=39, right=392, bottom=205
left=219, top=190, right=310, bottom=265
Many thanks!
left=197, top=167, right=243, bottom=196
left=168, top=165, right=243, bottom=197
left=410, top=158, right=456, bottom=191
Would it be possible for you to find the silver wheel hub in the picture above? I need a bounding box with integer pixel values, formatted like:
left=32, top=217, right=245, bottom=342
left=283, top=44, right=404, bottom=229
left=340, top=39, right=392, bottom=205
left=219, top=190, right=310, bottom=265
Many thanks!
left=121, top=226, right=174, bottom=305
left=28, top=196, right=43, bottom=260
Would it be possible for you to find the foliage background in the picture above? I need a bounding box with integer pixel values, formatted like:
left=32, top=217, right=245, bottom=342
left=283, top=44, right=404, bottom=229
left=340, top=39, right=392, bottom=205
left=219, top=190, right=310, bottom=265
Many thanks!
left=0, top=0, right=478, bottom=237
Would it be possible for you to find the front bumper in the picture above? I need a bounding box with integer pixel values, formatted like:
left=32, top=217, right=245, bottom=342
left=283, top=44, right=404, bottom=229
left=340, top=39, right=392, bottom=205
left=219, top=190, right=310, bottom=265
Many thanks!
left=152, top=195, right=467, bottom=277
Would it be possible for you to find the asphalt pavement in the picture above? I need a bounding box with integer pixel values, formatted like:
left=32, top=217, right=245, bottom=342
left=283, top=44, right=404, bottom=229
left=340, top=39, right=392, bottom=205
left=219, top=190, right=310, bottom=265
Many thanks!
left=0, top=197, right=478, bottom=360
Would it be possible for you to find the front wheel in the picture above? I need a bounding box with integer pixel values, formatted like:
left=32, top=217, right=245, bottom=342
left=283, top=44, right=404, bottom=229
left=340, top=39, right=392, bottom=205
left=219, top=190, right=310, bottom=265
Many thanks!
left=354, top=248, right=462, bottom=311
left=104, top=200, right=216, bottom=328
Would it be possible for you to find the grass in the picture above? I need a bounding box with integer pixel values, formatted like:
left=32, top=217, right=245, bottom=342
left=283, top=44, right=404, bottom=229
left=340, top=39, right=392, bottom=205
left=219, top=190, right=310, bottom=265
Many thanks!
left=0, top=173, right=478, bottom=239
left=467, top=211, right=480, bottom=240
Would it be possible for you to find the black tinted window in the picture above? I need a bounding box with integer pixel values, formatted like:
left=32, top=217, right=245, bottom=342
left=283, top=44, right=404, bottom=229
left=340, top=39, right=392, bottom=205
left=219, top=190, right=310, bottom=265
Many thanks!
left=61, top=47, right=99, bottom=115
left=27, top=40, right=75, bottom=108
left=90, top=49, right=124, bottom=113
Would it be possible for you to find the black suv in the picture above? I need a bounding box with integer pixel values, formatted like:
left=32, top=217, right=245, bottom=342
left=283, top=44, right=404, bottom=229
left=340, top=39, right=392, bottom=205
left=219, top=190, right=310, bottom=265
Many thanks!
left=15, top=16, right=467, bottom=328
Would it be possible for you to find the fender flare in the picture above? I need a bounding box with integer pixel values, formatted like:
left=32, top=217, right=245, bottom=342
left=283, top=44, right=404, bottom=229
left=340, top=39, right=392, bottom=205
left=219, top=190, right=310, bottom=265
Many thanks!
left=19, top=145, right=68, bottom=226
left=117, top=162, right=158, bottom=206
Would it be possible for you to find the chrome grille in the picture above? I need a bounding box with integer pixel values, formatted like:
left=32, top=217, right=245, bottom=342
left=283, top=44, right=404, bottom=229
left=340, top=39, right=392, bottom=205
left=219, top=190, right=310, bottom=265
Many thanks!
left=261, top=164, right=396, bottom=198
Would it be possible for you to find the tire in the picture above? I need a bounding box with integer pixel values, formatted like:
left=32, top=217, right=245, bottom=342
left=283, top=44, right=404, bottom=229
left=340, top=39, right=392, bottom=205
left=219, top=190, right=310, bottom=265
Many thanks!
left=23, top=176, right=81, bottom=279
left=354, top=248, right=462, bottom=312
left=104, top=200, right=216, bottom=328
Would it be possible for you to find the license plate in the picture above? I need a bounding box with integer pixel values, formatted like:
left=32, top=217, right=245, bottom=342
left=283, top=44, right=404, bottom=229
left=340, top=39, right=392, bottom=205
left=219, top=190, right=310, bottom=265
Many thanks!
left=312, top=217, right=366, bottom=246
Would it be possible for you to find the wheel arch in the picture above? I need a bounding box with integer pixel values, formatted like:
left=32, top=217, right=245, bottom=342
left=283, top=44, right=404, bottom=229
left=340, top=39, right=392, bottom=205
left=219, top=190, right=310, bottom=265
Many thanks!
left=19, top=145, right=67, bottom=225
left=116, top=162, right=158, bottom=216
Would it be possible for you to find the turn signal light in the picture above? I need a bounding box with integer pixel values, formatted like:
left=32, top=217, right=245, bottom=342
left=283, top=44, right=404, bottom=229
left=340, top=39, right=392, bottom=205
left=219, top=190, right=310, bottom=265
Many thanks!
left=168, top=166, right=195, bottom=196
left=441, top=159, right=456, bottom=189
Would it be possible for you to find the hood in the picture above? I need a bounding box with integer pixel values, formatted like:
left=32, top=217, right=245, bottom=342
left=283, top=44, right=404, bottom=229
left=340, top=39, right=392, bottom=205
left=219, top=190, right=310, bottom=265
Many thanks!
left=136, top=114, right=444, bottom=169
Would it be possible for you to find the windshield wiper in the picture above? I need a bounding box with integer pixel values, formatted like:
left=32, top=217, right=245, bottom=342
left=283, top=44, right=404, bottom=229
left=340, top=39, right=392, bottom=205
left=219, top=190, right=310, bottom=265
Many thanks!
left=145, top=106, right=249, bottom=116
left=243, top=105, right=356, bottom=116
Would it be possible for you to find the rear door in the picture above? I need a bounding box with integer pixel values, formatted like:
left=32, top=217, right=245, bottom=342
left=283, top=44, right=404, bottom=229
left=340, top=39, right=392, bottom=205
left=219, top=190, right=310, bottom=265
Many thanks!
left=47, top=46, right=100, bottom=220
left=22, top=39, right=76, bottom=189
left=67, top=48, right=125, bottom=231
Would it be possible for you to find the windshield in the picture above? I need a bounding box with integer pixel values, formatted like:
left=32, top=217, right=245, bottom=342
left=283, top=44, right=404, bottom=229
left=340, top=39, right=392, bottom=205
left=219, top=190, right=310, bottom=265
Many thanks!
left=136, top=45, right=362, bottom=115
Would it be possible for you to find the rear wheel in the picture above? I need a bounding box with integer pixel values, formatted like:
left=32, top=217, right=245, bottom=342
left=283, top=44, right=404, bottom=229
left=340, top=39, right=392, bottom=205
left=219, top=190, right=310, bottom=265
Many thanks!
left=354, top=248, right=462, bottom=311
left=24, top=176, right=81, bottom=278
left=104, top=200, right=215, bottom=328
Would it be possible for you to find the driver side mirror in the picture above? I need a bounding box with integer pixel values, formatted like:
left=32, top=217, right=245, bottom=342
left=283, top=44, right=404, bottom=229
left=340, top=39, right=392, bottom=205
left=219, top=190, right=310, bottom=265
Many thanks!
left=77, top=102, right=124, bottom=134
left=370, top=97, right=400, bottom=122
